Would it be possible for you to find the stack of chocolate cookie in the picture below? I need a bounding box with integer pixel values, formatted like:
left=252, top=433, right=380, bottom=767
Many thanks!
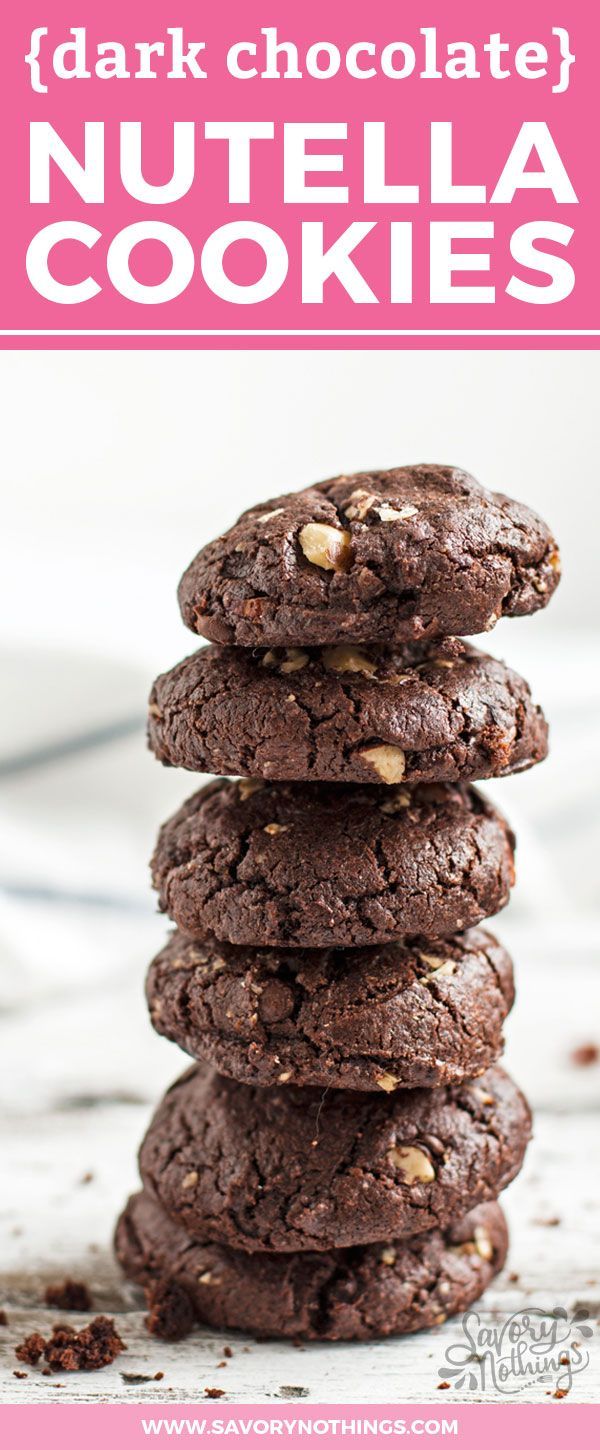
left=116, top=465, right=560, bottom=1342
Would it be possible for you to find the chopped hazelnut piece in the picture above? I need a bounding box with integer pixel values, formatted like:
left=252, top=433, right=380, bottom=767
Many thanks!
left=375, top=504, right=418, bottom=522
left=322, top=645, right=377, bottom=677
left=298, top=522, right=353, bottom=572
left=360, top=745, right=406, bottom=784
left=420, top=955, right=456, bottom=981
left=181, top=1171, right=198, bottom=1189
left=474, top=1226, right=494, bottom=1262
left=256, top=508, right=284, bottom=523
left=380, top=1247, right=397, bottom=1266
left=264, top=823, right=289, bottom=835
left=376, top=1072, right=400, bottom=1093
left=279, top=648, right=309, bottom=674
left=238, top=779, right=264, bottom=801
left=387, top=1145, right=436, bottom=1184
left=345, top=489, right=378, bottom=520
left=450, top=1240, right=476, bottom=1258
left=380, top=787, right=411, bottom=814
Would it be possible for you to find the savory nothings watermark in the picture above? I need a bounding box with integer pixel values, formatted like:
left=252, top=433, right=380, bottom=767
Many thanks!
left=439, top=1306, right=593, bottom=1395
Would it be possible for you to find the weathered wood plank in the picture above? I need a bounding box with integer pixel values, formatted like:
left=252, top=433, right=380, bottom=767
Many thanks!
left=1, top=1106, right=598, bottom=1404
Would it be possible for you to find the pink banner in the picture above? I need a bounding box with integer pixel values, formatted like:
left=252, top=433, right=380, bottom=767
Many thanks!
left=0, top=0, right=598, bottom=347
left=1, top=1403, right=598, bottom=1447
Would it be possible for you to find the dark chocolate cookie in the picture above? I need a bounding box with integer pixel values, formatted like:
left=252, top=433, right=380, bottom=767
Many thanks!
left=151, top=778, right=515, bottom=947
left=138, top=1063, right=530, bottom=1252
left=148, top=638, right=548, bottom=786
left=178, top=467, right=560, bottom=647
left=115, top=1190, right=508, bottom=1342
left=147, top=926, right=515, bottom=1091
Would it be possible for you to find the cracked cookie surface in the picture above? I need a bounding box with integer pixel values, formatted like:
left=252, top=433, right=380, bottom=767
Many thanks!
left=148, top=638, right=548, bottom=785
left=137, top=1063, right=530, bottom=1252
left=115, top=1191, right=508, bottom=1342
left=151, top=778, right=516, bottom=947
left=146, top=926, right=514, bottom=1091
left=178, top=466, right=560, bottom=647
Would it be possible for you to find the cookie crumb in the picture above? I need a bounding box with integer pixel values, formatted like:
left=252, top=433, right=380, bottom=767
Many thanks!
left=223, top=1346, right=232, bottom=1359
left=17, top=1318, right=124, bottom=1372
left=48, top=1317, right=125, bottom=1372
left=204, top=1387, right=225, bottom=1399
left=13, top=1371, right=28, bottom=1379
left=437, top=1381, right=450, bottom=1390
left=44, top=1279, right=92, bottom=1312
left=0, top=1310, right=8, bottom=1326
left=571, top=1043, right=599, bottom=1068
left=534, top=1215, right=561, bottom=1227
left=80, top=1172, right=94, bottom=1185
left=154, top=1371, right=164, bottom=1381
left=16, top=1333, right=46, bottom=1365
left=553, top=1388, right=569, bottom=1399
left=145, top=1280, right=195, bottom=1342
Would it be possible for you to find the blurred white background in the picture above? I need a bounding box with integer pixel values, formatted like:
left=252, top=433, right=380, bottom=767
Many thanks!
left=0, top=349, right=596, bottom=665
left=0, top=348, right=598, bottom=1111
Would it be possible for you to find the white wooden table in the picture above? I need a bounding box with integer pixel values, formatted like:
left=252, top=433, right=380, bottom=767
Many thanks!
left=1, top=643, right=599, bottom=1405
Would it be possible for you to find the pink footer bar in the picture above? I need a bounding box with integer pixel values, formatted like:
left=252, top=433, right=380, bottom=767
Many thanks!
left=1, top=1403, right=598, bottom=1450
